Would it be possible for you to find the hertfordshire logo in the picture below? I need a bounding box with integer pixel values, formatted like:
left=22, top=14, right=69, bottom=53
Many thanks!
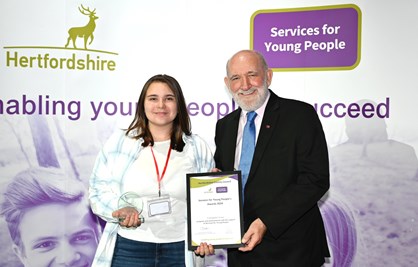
left=65, top=5, right=98, bottom=50
left=3, top=4, right=118, bottom=71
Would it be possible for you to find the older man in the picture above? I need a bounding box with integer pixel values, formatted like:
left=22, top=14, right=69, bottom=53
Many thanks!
left=214, top=50, right=330, bottom=266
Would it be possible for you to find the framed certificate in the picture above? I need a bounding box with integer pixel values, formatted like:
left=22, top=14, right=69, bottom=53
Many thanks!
left=186, top=170, right=244, bottom=250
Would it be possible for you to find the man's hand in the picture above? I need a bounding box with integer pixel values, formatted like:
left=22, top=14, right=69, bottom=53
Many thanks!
left=239, top=218, right=267, bottom=252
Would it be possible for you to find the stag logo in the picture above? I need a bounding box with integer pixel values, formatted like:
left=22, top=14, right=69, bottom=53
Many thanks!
left=65, top=5, right=98, bottom=50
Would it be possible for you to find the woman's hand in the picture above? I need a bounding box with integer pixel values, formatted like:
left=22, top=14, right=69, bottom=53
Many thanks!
left=194, top=242, right=215, bottom=257
left=112, top=206, right=142, bottom=228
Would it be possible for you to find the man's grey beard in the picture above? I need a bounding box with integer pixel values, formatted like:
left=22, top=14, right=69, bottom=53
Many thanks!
left=230, top=82, right=269, bottom=111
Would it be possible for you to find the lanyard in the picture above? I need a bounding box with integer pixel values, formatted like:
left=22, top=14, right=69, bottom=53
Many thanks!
left=150, top=144, right=171, bottom=197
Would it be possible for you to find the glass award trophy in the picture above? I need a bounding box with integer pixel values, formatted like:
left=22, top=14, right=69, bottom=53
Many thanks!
left=117, top=191, right=145, bottom=223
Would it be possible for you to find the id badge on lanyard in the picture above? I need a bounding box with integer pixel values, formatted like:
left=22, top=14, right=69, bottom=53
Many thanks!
left=147, top=194, right=172, bottom=217
left=149, top=145, right=172, bottom=217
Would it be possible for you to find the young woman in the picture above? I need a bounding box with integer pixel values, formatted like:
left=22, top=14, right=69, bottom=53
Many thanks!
left=89, top=74, right=214, bottom=266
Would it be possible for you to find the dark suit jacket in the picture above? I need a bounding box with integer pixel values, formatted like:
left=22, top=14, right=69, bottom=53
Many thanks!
left=214, top=90, right=330, bottom=267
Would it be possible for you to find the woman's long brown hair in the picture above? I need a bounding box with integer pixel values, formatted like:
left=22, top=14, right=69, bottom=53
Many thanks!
left=125, top=74, right=191, bottom=152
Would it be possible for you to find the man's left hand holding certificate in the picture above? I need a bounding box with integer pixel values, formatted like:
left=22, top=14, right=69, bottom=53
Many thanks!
left=186, top=170, right=244, bottom=250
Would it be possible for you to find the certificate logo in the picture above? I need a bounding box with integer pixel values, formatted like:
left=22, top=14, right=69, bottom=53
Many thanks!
left=216, top=187, right=228, bottom=193
left=204, top=187, right=213, bottom=194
